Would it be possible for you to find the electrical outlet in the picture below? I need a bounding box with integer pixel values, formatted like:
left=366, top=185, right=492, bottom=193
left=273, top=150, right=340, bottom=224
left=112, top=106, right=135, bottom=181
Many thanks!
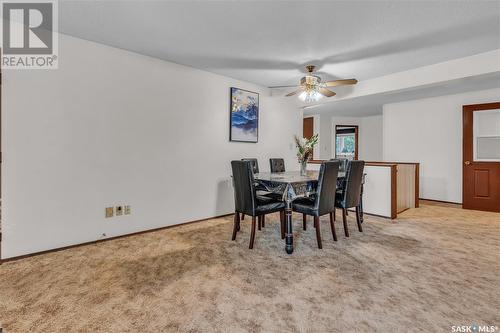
left=116, top=206, right=123, bottom=216
left=105, top=207, right=114, bottom=218
left=124, top=205, right=131, bottom=215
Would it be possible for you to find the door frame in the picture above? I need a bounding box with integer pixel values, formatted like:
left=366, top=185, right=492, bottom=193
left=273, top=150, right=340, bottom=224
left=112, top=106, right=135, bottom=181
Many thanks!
left=462, top=102, right=500, bottom=211
left=335, top=125, right=359, bottom=160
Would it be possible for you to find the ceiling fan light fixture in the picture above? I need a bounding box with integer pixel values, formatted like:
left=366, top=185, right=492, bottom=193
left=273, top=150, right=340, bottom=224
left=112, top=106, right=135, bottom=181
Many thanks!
left=299, top=89, right=322, bottom=103
left=281, top=65, right=357, bottom=101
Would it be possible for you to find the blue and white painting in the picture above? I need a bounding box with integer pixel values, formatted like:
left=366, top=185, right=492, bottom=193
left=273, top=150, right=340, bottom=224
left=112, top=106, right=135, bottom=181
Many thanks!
left=230, top=87, right=259, bottom=142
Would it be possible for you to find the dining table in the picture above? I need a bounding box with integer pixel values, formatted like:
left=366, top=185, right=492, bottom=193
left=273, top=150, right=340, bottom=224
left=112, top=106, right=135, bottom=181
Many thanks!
left=254, top=170, right=347, bottom=254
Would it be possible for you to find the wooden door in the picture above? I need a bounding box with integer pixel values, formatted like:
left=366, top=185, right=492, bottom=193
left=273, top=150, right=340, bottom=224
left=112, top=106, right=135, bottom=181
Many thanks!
left=303, top=117, right=313, bottom=139
left=463, top=102, right=500, bottom=212
left=303, top=117, right=314, bottom=158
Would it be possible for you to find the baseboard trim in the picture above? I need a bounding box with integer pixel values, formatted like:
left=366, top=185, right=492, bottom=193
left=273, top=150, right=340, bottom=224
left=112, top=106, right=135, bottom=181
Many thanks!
left=419, top=198, right=462, bottom=206
left=362, top=212, right=393, bottom=219
left=0, top=213, right=233, bottom=264
left=345, top=208, right=392, bottom=220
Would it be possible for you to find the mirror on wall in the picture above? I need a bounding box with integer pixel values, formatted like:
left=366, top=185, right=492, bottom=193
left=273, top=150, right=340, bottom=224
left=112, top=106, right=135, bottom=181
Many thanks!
left=335, top=125, right=358, bottom=160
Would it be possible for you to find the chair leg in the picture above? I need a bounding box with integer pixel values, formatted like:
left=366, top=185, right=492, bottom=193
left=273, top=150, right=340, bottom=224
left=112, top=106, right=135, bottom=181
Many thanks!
left=356, top=206, right=363, bottom=232
left=329, top=212, right=337, bottom=241
left=333, top=208, right=336, bottom=221
left=303, top=214, right=307, bottom=230
left=342, top=208, right=350, bottom=237
left=232, top=212, right=240, bottom=240
left=280, top=211, right=285, bottom=239
left=241, top=213, right=245, bottom=220
left=359, top=196, right=364, bottom=223
left=262, top=214, right=266, bottom=228
left=314, top=216, right=322, bottom=249
left=258, top=215, right=262, bottom=230
left=249, top=216, right=256, bottom=249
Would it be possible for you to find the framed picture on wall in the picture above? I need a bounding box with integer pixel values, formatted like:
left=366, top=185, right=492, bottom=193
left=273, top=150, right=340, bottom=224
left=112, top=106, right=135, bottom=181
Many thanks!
left=230, top=87, right=259, bottom=143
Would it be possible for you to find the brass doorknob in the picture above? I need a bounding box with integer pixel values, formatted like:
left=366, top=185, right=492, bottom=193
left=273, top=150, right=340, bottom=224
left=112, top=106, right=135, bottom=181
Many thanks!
left=464, top=161, right=471, bottom=165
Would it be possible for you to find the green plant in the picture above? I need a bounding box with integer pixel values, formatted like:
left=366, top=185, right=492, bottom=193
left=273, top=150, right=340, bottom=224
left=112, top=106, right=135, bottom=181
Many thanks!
left=294, top=134, right=319, bottom=163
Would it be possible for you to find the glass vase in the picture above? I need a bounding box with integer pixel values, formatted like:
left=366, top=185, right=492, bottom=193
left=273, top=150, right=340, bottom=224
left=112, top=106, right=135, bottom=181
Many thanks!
left=300, top=160, right=308, bottom=176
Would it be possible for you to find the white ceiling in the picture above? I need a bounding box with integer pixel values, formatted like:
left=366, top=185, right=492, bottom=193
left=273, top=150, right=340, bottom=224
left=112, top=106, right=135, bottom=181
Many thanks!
left=59, top=0, right=500, bottom=88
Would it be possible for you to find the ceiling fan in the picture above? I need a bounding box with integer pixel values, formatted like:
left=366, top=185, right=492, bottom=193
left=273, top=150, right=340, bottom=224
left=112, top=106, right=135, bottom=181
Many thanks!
left=269, top=65, right=358, bottom=102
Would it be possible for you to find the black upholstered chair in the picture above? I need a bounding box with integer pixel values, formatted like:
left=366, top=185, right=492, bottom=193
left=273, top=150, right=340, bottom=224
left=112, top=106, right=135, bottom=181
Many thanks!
left=231, top=160, right=286, bottom=248
left=240, top=158, right=283, bottom=224
left=338, top=158, right=349, bottom=172
left=242, top=158, right=259, bottom=173
left=330, top=158, right=349, bottom=172
left=335, top=160, right=365, bottom=237
left=292, top=161, right=340, bottom=249
left=330, top=158, right=349, bottom=195
left=269, top=158, right=286, bottom=173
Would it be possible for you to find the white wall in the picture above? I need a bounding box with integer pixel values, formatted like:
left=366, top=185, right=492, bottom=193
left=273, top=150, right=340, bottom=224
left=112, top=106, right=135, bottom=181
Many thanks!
left=303, top=114, right=384, bottom=161
left=312, top=114, right=321, bottom=158
left=319, top=114, right=332, bottom=159
left=330, top=116, right=383, bottom=161
left=1, top=34, right=302, bottom=259
left=360, top=115, right=383, bottom=161
left=383, top=88, right=500, bottom=203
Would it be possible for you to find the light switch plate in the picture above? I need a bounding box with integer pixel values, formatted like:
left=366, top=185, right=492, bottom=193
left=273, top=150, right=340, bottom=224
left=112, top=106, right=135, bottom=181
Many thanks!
left=124, top=205, right=131, bottom=215
left=116, top=206, right=123, bottom=216
left=105, top=207, right=114, bottom=218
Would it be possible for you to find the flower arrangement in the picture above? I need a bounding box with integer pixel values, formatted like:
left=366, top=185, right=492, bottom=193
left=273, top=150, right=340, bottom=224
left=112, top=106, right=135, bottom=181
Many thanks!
left=294, top=134, right=319, bottom=175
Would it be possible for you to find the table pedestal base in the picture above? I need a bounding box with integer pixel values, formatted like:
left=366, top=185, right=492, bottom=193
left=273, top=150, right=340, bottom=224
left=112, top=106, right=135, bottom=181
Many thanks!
left=285, top=205, right=293, bottom=254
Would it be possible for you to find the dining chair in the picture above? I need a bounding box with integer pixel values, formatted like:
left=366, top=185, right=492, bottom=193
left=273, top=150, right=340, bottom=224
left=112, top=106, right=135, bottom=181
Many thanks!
left=269, top=158, right=286, bottom=173
left=240, top=158, right=284, bottom=224
left=231, top=160, right=286, bottom=248
left=330, top=158, right=349, bottom=197
left=335, top=160, right=365, bottom=237
left=338, top=158, right=349, bottom=172
left=240, top=158, right=259, bottom=222
left=241, top=158, right=259, bottom=173
left=291, top=160, right=340, bottom=249
left=330, top=158, right=348, bottom=172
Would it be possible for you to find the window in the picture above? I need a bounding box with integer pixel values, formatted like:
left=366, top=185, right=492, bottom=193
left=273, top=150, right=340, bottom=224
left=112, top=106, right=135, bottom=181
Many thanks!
left=335, top=125, right=358, bottom=160
left=473, top=109, right=500, bottom=161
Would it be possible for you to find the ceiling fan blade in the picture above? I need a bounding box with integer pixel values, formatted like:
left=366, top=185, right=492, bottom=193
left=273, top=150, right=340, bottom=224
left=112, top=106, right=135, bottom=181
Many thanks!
left=324, top=79, right=358, bottom=87
left=285, top=88, right=304, bottom=97
left=269, top=85, right=300, bottom=89
left=318, top=88, right=336, bottom=97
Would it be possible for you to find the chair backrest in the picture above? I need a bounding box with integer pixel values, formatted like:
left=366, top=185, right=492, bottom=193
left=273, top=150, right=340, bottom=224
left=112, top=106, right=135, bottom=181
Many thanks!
left=331, top=158, right=349, bottom=172
left=340, top=158, right=349, bottom=172
left=231, top=160, right=257, bottom=216
left=270, top=158, right=285, bottom=173
left=315, top=161, right=340, bottom=215
left=339, top=160, right=365, bottom=208
left=241, top=158, right=259, bottom=174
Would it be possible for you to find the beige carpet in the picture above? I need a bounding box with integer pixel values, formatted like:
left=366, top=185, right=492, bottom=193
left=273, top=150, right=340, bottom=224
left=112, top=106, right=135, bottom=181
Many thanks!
left=0, top=204, right=499, bottom=333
